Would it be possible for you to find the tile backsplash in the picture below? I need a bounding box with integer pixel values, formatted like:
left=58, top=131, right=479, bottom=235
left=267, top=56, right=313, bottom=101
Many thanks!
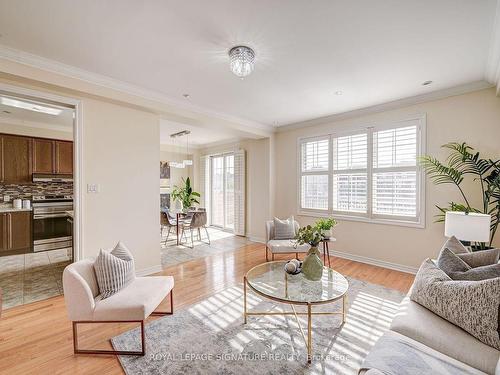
left=0, top=182, right=73, bottom=200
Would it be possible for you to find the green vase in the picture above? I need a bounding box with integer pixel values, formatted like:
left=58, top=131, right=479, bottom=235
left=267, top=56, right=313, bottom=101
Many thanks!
left=302, top=246, right=324, bottom=281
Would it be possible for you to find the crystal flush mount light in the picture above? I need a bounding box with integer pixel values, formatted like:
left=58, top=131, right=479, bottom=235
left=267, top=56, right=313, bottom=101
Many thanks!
left=229, top=45, right=255, bottom=78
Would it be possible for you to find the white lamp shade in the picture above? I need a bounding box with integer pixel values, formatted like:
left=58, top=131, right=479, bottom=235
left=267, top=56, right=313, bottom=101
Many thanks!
left=444, top=211, right=491, bottom=242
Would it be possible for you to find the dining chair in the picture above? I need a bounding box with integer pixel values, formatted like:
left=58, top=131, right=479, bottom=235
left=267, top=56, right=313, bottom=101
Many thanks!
left=180, top=211, right=210, bottom=248
left=160, top=207, right=180, bottom=243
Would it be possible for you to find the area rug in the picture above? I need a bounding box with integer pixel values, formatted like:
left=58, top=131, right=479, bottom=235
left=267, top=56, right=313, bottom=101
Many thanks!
left=112, top=277, right=405, bottom=374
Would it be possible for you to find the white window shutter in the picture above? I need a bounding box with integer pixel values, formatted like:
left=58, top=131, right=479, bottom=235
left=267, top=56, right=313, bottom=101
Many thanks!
left=199, top=156, right=210, bottom=223
left=233, top=149, right=246, bottom=236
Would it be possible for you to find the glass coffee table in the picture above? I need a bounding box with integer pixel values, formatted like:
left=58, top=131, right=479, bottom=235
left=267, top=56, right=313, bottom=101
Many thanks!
left=243, top=261, right=349, bottom=363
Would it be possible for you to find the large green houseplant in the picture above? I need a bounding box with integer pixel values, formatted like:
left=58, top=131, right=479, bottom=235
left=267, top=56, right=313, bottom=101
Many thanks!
left=419, top=142, right=500, bottom=248
left=171, top=177, right=200, bottom=211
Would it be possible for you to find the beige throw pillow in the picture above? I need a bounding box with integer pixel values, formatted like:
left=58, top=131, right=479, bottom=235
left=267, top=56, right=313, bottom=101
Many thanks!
left=410, top=259, right=500, bottom=350
left=441, top=236, right=470, bottom=254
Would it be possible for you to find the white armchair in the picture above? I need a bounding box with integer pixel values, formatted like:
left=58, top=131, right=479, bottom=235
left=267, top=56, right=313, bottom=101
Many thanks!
left=63, top=259, right=174, bottom=356
left=265, top=220, right=311, bottom=261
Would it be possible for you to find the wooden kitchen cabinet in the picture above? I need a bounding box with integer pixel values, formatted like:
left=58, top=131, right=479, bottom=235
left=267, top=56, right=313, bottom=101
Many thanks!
left=55, top=141, right=73, bottom=174
left=0, top=135, right=32, bottom=183
left=33, top=138, right=55, bottom=174
left=0, top=213, right=7, bottom=252
left=0, top=211, right=31, bottom=255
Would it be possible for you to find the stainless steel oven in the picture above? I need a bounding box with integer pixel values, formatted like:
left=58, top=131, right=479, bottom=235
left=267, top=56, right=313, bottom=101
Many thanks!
left=32, top=196, right=73, bottom=252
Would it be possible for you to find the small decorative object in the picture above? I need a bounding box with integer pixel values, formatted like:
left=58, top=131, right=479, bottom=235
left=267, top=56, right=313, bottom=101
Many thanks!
left=171, top=177, right=200, bottom=212
left=294, top=225, right=324, bottom=281
left=315, top=216, right=338, bottom=239
left=284, top=259, right=302, bottom=275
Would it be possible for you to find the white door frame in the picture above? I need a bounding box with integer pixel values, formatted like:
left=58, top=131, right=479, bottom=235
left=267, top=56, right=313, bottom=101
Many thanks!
left=0, top=82, right=84, bottom=261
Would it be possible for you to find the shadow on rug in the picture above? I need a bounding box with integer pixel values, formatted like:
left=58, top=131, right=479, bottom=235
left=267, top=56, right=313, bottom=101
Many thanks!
left=112, top=277, right=404, bottom=374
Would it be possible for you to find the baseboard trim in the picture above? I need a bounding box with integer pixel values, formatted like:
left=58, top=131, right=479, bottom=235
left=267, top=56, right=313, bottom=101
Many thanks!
left=247, top=236, right=266, bottom=244
left=330, top=250, right=419, bottom=274
left=136, top=264, right=163, bottom=276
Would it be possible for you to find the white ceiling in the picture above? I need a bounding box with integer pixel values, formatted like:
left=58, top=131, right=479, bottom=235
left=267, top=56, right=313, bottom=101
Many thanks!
left=0, top=0, right=497, bottom=128
left=0, top=94, right=74, bottom=132
left=160, top=119, right=239, bottom=148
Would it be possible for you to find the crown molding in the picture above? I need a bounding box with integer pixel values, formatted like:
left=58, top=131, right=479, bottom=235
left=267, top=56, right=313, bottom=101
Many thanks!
left=0, top=44, right=274, bottom=134
left=276, top=80, right=494, bottom=132
left=485, top=0, right=500, bottom=95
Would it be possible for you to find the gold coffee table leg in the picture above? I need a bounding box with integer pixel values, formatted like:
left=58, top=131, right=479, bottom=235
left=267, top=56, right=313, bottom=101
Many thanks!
left=243, top=276, right=247, bottom=324
left=307, top=303, right=312, bottom=363
left=342, top=294, right=347, bottom=324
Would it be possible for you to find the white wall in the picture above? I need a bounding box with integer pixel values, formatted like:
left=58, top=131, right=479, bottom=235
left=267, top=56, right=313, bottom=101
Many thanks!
left=82, top=99, right=160, bottom=271
left=274, top=88, right=500, bottom=270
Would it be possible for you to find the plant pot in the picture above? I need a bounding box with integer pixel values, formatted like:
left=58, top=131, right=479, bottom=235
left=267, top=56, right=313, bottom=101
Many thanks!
left=321, top=229, right=333, bottom=239
left=302, top=246, right=324, bottom=281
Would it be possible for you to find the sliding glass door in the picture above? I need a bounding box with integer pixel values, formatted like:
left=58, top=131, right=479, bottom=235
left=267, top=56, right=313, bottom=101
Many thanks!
left=210, top=153, right=234, bottom=230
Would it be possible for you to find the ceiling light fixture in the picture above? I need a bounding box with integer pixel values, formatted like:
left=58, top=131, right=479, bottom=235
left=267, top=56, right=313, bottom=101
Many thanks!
left=229, top=45, right=255, bottom=78
left=335, top=91, right=343, bottom=95
left=183, top=94, right=190, bottom=99
left=422, top=80, right=433, bottom=86
left=0, top=97, right=62, bottom=115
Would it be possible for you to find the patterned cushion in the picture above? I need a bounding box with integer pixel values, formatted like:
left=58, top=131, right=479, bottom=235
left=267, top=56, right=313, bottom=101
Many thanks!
left=441, top=236, right=470, bottom=254
left=410, top=259, right=500, bottom=350
left=457, top=248, right=500, bottom=268
left=93, top=242, right=135, bottom=299
left=273, top=216, right=296, bottom=240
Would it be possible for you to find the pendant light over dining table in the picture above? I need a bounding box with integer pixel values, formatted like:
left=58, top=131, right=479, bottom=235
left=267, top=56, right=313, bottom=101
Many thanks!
left=169, top=130, right=192, bottom=168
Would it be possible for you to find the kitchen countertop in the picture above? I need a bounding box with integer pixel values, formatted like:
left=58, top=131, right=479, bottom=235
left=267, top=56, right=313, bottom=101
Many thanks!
left=0, top=205, right=32, bottom=213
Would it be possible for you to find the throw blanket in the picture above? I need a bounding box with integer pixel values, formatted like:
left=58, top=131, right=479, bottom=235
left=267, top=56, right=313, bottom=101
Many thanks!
left=360, top=331, right=487, bottom=375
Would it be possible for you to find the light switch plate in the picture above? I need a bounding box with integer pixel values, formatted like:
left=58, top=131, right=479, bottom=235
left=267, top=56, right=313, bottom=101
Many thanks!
left=87, top=184, right=100, bottom=193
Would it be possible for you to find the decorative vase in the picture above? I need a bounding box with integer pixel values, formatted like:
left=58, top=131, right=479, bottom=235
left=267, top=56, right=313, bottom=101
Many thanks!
left=302, top=246, right=323, bottom=281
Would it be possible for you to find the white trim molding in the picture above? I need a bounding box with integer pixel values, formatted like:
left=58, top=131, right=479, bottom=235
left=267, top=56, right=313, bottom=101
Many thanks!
left=136, top=264, right=164, bottom=277
left=248, top=235, right=266, bottom=244
left=329, top=249, right=419, bottom=274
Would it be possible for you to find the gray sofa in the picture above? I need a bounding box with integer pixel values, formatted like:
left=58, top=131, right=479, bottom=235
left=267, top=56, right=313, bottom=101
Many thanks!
left=360, top=292, right=500, bottom=375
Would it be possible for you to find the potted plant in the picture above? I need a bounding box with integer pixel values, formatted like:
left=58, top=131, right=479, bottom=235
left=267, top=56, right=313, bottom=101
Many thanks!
left=295, top=225, right=324, bottom=281
left=315, top=217, right=338, bottom=239
left=419, top=142, right=500, bottom=250
left=171, top=177, right=200, bottom=212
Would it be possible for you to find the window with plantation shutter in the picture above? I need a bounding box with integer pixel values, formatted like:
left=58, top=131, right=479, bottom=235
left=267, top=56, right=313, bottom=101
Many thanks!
left=300, top=137, right=329, bottom=210
left=372, top=125, right=418, bottom=218
left=332, top=132, right=368, bottom=213
left=298, top=116, right=425, bottom=227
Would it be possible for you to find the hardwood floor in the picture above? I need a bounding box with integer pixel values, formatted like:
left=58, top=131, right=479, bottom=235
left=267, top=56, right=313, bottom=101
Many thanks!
left=0, top=241, right=414, bottom=375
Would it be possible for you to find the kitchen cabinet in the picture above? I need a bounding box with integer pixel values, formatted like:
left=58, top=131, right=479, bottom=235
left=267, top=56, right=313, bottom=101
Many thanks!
left=0, top=135, right=32, bottom=184
left=33, top=138, right=55, bottom=174
left=55, top=141, right=73, bottom=174
left=0, top=211, right=31, bottom=255
left=33, top=138, right=73, bottom=175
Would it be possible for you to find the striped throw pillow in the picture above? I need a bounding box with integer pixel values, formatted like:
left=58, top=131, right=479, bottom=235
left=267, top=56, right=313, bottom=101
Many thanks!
left=93, top=242, right=135, bottom=299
